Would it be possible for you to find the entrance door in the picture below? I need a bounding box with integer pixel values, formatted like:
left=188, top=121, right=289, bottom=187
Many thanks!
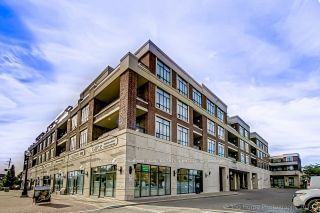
left=219, top=167, right=223, bottom=191
left=99, top=174, right=106, bottom=198
left=105, top=173, right=115, bottom=197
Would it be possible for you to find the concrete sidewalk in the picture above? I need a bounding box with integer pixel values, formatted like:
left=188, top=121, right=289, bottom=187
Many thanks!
left=52, top=191, right=238, bottom=211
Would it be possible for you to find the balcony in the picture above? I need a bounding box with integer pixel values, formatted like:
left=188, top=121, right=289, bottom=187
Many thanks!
left=93, top=109, right=119, bottom=140
left=135, top=107, right=148, bottom=133
left=193, top=132, right=202, bottom=150
left=269, top=161, right=299, bottom=166
left=94, top=77, right=120, bottom=116
left=94, top=99, right=120, bottom=123
left=137, top=75, right=149, bottom=103
left=193, top=110, right=202, bottom=130
left=228, top=131, right=238, bottom=147
left=227, top=148, right=238, bottom=162
left=57, top=122, right=67, bottom=141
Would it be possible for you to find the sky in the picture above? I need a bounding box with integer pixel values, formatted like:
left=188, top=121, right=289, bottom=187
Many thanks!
left=0, top=0, right=319, bottom=173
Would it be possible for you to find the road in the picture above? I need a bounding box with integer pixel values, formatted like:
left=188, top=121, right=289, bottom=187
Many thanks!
left=0, top=188, right=301, bottom=213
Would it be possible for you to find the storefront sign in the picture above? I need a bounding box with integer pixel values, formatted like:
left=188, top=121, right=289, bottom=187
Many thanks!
left=70, top=150, right=85, bottom=160
left=92, top=138, right=118, bottom=153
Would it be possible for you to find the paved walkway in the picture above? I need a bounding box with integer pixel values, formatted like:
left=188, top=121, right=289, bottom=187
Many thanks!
left=0, top=190, right=239, bottom=213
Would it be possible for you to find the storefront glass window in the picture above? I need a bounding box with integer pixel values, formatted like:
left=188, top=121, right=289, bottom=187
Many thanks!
left=134, top=164, right=171, bottom=197
left=177, top=169, right=202, bottom=194
left=90, top=165, right=116, bottom=197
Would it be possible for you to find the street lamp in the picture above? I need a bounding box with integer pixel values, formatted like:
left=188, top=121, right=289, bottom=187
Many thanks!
left=21, top=150, right=31, bottom=197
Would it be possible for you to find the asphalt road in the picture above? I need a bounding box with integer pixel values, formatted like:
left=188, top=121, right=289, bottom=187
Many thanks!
left=96, top=188, right=299, bottom=213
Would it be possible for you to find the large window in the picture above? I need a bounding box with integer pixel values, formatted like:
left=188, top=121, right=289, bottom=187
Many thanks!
left=81, top=105, right=89, bottom=124
left=80, top=129, right=87, bottom=148
left=70, top=135, right=76, bottom=151
left=207, top=99, right=215, bottom=116
left=240, top=140, right=245, bottom=150
left=177, top=75, right=188, bottom=96
left=50, top=148, right=54, bottom=159
left=218, top=143, right=225, bottom=157
left=245, top=143, right=249, bottom=152
left=54, top=173, right=63, bottom=192
left=177, top=126, right=188, bottom=146
left=218, top=126, right=225, bottom=140
left=217, top=108, right=224, bottom=122
left=177, top=169, right=202, bottom=194
left=240, top=152, right=245, bottom=163
left=155, top=116, right=170, bottom=141
left=156, top=60, right=171, bottom=84
left=91, top=165, right=116, bottom=197
left=67, top=170, right=84, bottom=195
left=71, top=115, right=78, bottom=130
left=177, top=100, right=188, bottom=122
left=207, top=119, right=215, bottom=135
left=192, top=88, right=202, bottom=106
left=134, top=164, right=171, bottom=197
left=208, top=138, right=215, bottom=154
left=246, top=155, right=250, bottom=165
left=156, top=87, right=171, bottom=113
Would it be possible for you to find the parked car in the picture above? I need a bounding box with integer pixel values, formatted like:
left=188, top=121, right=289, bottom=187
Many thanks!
left=308, top=176, right=320, bottom=189
left=293, top=189, right=320, bottom=212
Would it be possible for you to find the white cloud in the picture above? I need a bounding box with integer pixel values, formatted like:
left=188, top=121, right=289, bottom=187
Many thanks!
left=1, top=0, right=320, bottom=172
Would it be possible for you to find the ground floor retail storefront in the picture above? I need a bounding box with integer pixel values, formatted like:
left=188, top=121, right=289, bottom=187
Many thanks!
left=270, top=175, right=300, bottom=188
left=27, top=130, right=271, bottom=200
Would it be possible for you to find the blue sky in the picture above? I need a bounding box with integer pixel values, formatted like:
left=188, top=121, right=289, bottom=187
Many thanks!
left=0, top=0, right=320, bottom=172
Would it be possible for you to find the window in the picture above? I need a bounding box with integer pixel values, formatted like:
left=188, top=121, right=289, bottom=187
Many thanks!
left=177, top=100, right=188, bottom=122
left=42, top=153, right=45, bottom=162
left=155, top=116, right=170, bottom=141
left=70, top=135, right=76, bottom=151
left=192, top=88, right=202, bottom=106
left=245, top=143, right=249, bottom=152
left=207, top=99, right=215, bottom=116
left=207, top=119, right=215, bottom=135
left=244, top=130, right=249, bottom=139
left=286, top=156, right=293, bottom=162
left=246, top=155, right=250, bottom=164
left=217, top=108, right=224, bottom=122
left=51, top=134, right=55, bottom=144
left=177, top=75, right=188, bottom=96
left=39, top=143, right=42, bottom=151
left=177, top=169, right=202, bottom=194
left=46, top=151, right=50, bottom=161
left=156, top=87, right=171, bottom=113
left=80, top=129, right=87, bottom=148
left=81, top=105, right=89, bottom=124
left=218, top=143, right=225, bottom=157
left=177, top=126, right=188, bottom=146
left=240, top=140, right=245, bottom=150
left=47, top=136, right=51, bottom=146
left=208, top=138, right=215, bottom=154
left=50, top=148, right=54, bottom=159
left=71, top=115, right=78, bottom=130
left=217, top=126, right=225, bottom=140
left=240, top=152, right=245, bottom=163
left=134, top=164, right=171, bottom=197
left=156, top=59, right=171, bottom=84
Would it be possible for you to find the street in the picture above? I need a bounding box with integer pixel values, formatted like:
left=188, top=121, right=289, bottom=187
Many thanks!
left=0, top=189, right=301, bottom=213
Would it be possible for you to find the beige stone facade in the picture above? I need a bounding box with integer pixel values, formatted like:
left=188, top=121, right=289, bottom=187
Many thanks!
left=24, top=40, right=271, bottom=201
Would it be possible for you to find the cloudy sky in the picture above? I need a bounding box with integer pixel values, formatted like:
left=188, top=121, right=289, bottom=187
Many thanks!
left=1, top=0, right=319, bottom=172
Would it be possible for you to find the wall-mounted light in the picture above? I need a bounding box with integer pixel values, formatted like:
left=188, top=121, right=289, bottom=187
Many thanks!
left=85, top=171, right=89, bottom=176
left=118, top=166, right=123, bottom=174
left=129, top=166, right=133, bottom=175
left=209, top=171, right=211, bottom=176
left=173, top=170, right=176, bottom=177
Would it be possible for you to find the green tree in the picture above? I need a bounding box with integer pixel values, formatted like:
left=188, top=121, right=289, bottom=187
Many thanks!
left=3, top=165, right=16, bottom=188
left=303, top=164, right=320, bottom=178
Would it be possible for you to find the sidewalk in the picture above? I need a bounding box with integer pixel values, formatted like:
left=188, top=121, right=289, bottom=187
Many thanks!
left=52, top=191, right=238, bottom=211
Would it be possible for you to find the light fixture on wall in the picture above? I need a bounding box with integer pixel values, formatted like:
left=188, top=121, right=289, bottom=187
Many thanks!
left=118, top=166, right=123, bottom=175
left=173, top=170, right=176, bottom=177
left=85, top=171, right=89, bottom=176
left=209, top=171, right=211, bottom=176
left=129, top=166, right=133, bottom=175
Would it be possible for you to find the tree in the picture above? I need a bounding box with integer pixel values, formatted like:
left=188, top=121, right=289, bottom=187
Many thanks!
left=303, top=164, right=320, bottom=178
left=2, top=165, right=16, bottom=188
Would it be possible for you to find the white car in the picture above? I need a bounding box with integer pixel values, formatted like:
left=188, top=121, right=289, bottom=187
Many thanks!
left=293, top=189, right=320, bottom=212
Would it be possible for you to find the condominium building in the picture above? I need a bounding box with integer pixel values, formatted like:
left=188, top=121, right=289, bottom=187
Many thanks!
left=24, top=40, right=271, bottom=200
left=270, top=153, right=302, bottom=188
